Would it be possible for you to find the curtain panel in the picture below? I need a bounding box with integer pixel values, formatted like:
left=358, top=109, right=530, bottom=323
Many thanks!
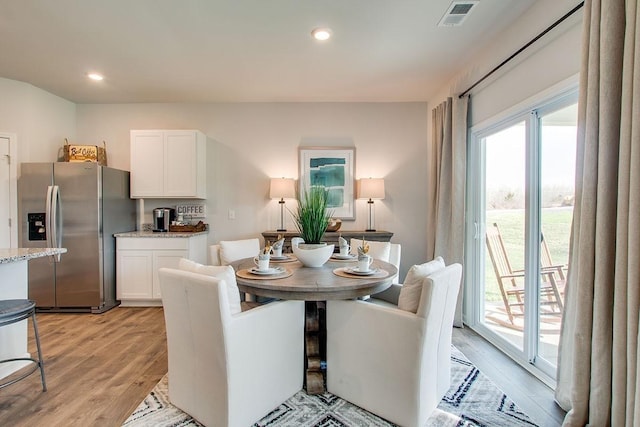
left=555, top=0, right=640, bottom=425
left=427, top=96, right=469, bottom=327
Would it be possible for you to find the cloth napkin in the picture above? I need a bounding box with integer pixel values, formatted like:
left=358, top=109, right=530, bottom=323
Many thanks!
left=357, top=240, right=370, bottom=258
left=272, top=237, right=285, bottom=251
left=261, top=244, right=272, bottom=255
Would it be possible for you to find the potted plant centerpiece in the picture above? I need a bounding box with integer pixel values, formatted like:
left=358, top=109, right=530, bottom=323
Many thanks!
left=290, top=186, right=335, bottom=267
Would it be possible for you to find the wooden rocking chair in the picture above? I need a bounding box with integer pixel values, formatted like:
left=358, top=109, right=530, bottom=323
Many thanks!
left=485, top=223, right=564, bottom=324
left=540, top=234, right=567, bottom=298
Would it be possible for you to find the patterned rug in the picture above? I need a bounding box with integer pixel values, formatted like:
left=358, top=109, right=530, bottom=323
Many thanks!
left=123, top=347, right=538, bottom=426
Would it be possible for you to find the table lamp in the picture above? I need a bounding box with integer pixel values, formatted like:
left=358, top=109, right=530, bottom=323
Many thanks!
left=357, top=178, right=385, bottom=232
left=270, top=178, right=296, bottom=231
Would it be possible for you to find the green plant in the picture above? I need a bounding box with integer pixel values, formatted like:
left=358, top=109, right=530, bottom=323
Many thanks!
left=290, top=186, right=333, bottom=244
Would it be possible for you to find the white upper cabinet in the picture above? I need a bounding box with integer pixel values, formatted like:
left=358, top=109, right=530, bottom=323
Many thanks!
left=130, top=130, right=207, bottom=199
left=130, top=131, right=164, bottom=197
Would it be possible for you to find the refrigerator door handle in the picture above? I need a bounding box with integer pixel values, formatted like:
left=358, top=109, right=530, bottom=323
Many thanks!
left=45, top=185, right=53, bottom=249
left=47, top=185, right=63, bottom=262
left=52, top=185, right=63, bottom=262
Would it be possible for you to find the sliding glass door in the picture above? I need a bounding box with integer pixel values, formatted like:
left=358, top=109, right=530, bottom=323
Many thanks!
left=536, top=102, right=576, bottom=371
left=467, top=91, right=577, bottom=383
left=483, top=121, right=527, bottom=351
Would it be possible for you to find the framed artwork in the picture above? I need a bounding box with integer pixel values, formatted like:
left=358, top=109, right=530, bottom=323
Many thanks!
left=298, top=147, right=356, bottom=220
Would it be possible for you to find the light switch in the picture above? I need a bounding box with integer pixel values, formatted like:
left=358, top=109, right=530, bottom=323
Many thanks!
left=228, top=209, right=236, bottom=220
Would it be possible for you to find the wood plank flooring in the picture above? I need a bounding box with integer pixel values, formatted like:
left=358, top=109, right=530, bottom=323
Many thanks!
left=0, top=307, right=565, bottom=426
left=452, top=327, right=566, bottom=427
left=0, top=307, right=167, bottom=427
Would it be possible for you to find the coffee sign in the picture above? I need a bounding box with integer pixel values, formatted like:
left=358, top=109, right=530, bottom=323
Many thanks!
left=68, top=145, right=98, bottom=162
left=63, top=139, right=107, bottom=166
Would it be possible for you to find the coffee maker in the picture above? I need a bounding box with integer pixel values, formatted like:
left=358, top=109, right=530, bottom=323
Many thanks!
left=153, top=207, right=175, bottom=232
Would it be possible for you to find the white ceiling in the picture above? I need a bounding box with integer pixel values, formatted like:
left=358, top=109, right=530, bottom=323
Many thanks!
left=0, top=0, right=537, bottom=104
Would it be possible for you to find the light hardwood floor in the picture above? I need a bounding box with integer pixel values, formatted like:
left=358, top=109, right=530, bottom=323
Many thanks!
left=0, top=307, right=565, bottom=426
left=452, top=327, right=566, bottom=427
left=0, top=307, right=167, bottom=426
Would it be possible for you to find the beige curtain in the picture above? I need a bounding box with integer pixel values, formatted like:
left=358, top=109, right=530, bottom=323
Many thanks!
left=555, top=0, right=640, bottom=424
left=427, top=95, right=469, bottom=327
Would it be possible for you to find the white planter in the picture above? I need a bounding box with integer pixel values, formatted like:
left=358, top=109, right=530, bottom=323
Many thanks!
left=293, top=243, right=334, bottom=268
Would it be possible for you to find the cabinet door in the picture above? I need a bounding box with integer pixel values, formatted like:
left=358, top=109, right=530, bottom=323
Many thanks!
left=165, top=131, right=197, bottom=197
left=116, top=251, right=153, bottom=299
left=152, top=250, right=188, bottom=299
left=130, top=131, right=165, bottom=198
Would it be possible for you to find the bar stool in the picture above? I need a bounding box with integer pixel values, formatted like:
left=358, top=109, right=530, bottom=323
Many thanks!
left=0, top=299, right=47, bottom=391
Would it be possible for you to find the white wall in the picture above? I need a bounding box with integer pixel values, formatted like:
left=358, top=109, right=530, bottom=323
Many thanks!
left=0, top=77, right=76, bottom=164
left=76, top=102, right=429, bottom=279
left=0, top=78, right=76, bottom=246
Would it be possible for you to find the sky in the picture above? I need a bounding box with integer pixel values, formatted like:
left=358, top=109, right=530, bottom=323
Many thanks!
left=485, top=124, right=577, bottom=190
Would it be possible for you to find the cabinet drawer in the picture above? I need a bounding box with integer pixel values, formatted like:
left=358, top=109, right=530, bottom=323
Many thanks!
left=117, top=237, right=191, bottom=251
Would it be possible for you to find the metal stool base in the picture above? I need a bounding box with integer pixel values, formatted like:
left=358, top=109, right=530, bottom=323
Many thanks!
left=0, top=300, right=47, bottom=392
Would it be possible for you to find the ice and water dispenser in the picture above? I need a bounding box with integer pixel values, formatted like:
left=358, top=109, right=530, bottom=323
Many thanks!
left=28, top=213, right=47, bottom=241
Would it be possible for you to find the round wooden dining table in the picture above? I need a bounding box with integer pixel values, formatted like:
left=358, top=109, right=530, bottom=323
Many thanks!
left=231, top=256, right=398, bottom=394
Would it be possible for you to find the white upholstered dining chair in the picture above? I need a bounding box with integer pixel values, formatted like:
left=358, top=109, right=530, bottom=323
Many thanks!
left=326, top=263, right=462, bottom=427
left=159, top=267, right=304, bottom=427
left=209, top=238, right=261, bottom=301
left=349, top=238, right=401, bottom=283
left=209, top=238, right=261, bottom=266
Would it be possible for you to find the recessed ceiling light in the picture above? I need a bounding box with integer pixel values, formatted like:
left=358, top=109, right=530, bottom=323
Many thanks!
left=311, top=28, right=332, bottom=41
left=87, top=73, right=104, bottom=81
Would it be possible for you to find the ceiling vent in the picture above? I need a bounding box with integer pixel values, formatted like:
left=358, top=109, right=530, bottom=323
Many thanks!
left=438, top=0, right=479, bottom=27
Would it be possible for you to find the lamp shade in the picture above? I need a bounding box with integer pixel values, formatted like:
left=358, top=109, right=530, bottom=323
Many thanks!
left=357, top=178, right=385, bottom=200
left=269, top=178, right=296, bottom=199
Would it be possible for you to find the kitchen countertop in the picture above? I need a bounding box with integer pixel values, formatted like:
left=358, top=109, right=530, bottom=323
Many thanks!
left=0, top=247, right=68, bottom=264
left=114, top=231, right=209, bottom=238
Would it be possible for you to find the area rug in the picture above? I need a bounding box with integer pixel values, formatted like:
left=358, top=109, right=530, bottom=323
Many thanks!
left=123, top=347, right=538, bottom=426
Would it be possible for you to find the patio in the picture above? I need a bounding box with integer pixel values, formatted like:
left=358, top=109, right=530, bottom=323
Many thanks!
left=482, top=206, right=571, bottom=370
left=484, top=301, right=562, bottom=367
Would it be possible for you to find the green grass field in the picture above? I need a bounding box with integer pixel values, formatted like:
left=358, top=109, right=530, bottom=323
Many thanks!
left=484, top=207, right=572, bottom=301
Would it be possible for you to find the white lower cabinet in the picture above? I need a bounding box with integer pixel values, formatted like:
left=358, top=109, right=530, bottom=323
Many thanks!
left=116, top=234, right=207, bottom=306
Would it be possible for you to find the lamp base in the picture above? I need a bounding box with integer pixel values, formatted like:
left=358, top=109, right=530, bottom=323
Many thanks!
left=366, top=200, right=376, bottom=233
left=277, top=200, right=287, bottom=233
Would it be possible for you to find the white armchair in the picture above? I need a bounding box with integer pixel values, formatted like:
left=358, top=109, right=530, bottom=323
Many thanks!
left=159, top=267, right=304, bottom=427
left=326, top=263, right=462, bottom=427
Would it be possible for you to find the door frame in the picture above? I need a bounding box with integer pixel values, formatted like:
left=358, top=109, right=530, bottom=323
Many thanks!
left=0, top=132, right=18, bottom=248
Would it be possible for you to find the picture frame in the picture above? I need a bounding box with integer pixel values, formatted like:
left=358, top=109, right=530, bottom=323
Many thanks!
left=298, top=146, right=356, bottom=220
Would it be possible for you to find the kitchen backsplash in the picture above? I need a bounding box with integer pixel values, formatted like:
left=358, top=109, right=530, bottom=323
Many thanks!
left=136, top=200, right=208, bottom=232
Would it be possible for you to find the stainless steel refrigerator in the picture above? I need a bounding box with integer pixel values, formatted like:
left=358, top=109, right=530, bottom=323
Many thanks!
left=18, top=162, right=136, bottom=313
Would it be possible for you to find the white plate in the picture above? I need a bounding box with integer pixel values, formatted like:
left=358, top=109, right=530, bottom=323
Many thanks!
left=331, top=254, right=356, bottom=260
left=249, top=267, right=285, bottom=276
left=345, top=267, right=378, bottom=276
left=270, top=255, right=291, bottom=261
